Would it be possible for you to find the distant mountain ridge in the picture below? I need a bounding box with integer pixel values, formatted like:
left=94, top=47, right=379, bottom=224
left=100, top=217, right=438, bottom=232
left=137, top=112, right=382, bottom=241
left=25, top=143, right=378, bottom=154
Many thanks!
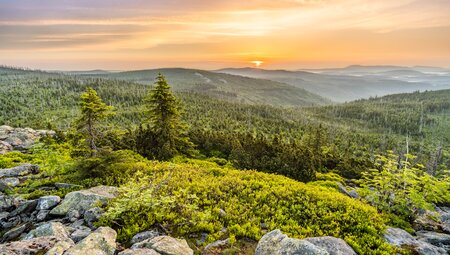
left=217, top=67, right=450, bottom=102
left=80, top=67, right=330, bottom=106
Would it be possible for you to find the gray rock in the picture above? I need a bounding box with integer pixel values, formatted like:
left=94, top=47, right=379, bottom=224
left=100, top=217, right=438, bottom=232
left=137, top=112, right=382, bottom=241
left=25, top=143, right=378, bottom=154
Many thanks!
left=37, top=210, right=50, bottom=222
left=132, top=236, right=194, bottom=255
left=416, top=231, right=450, bottom=247
left=37, top=195, right=61, bottom=210
left=305, top=236, right=357, bottom=255
left=0, top=236, right=61, bottom=255
left=255, top=230, right=329, bottom=255
left=84, top=207, right=103, bottom=228
left=67, top=209, right=81, bottom=222
left=23, top=222, right=69, bottom=240
left=1, top=223, right=31, bottom=242
left=0, top=195, right=16, bottom=211
left=204, top=238, right=230, bottom=251
left=119, top=248, right=161, bottom=255
left=64, top=227, right=117, bottom=255
left=9, top=199, right=38, bottom=217
left=70, top=226, right=92, bottom=243
left=0, top=177, right=20, bottom=188
left=0, top=164, right=39, bottom=178
left=50, top=186, right=118, bottom=216
left=45, top=238, right=75, bottom=255
left=0, top=211, right=9, bottom=221
left=384, top=227, right=447, bottom=255
left=131, top=230, right=160, bottom=244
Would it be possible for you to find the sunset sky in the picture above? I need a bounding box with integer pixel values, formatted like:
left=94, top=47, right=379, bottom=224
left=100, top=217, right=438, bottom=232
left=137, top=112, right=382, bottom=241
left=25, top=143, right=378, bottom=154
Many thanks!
left=1, top=0, right=450, bottom=70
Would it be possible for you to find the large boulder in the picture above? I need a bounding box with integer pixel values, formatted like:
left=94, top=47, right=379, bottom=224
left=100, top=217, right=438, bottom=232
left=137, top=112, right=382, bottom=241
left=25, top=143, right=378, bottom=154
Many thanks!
left=132, top=236, right=193, bottom=255
left=50, top=186, right=118, bottom=216
left=0, top=236, right=61, bottom=255
left=255, top=230, right=329, bottom=255
left=0, top=164, right=39, bottom=178
left=305, top=236, right=357, bottom=255
left=384, top=227, right=447, bottom=255
left=63, top=227, right=117, bottom=255
left=23, top=222, right=69, bottom=240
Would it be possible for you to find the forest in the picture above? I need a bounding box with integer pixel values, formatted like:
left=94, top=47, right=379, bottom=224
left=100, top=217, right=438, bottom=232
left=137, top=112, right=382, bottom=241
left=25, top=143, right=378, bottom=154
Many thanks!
left=0, top=66, right=449, bottom=254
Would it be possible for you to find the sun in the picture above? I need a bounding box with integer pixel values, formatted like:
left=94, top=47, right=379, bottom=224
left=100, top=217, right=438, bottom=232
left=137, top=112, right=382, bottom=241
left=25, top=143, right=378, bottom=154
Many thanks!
left=251, top=60, right=264, bottom=68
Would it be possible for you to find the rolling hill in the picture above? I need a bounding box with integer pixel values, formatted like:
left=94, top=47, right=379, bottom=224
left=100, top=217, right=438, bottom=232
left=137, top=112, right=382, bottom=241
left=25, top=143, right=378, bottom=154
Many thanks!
left=78, top=68, right=330, bottom=106
left=217, top=67, right=450, bottom=102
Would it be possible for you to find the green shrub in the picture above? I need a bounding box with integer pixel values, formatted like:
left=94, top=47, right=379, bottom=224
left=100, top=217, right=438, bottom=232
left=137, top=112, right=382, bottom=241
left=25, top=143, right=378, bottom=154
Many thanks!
left=100, top=159, right=396, bottom=254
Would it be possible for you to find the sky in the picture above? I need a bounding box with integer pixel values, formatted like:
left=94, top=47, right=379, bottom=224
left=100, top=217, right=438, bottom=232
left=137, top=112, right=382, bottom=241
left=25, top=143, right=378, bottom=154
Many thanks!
left=0, top=0, right=450, bottom=70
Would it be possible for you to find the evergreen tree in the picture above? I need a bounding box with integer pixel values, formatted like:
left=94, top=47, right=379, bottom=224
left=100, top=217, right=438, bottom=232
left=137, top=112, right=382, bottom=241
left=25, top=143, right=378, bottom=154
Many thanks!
left=76, top=87, right=114, bottom=156
left=139, top=74, right=193, bottom=160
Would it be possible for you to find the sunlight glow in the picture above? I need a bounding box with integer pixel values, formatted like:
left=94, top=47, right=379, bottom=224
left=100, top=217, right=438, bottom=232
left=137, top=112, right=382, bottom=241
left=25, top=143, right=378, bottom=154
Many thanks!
left=251, top=60, right=264, bottom=67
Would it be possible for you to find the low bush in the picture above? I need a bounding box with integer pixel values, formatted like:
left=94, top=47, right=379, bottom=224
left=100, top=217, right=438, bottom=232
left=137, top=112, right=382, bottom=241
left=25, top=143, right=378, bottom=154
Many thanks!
left=99, top=159, right=396, bottom=254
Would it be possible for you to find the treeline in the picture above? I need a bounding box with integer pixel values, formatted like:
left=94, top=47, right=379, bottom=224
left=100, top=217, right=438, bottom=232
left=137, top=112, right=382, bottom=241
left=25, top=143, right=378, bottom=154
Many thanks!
left=1, top=72, right=449, bottom=180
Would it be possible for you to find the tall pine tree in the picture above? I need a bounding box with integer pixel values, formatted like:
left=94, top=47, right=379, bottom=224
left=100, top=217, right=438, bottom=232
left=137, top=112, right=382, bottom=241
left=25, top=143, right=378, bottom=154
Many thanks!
left=76, top=87, right=114, bottom=156
left=137, top=74, right=193, bottom=160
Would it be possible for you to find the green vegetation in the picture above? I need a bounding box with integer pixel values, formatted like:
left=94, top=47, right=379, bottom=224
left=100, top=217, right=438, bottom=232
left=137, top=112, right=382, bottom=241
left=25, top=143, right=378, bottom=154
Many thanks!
left=1, top=66, right=449, bottom=254
left=75, top=87, right=115, bottom=156
left=135, top=74, right=194, bottom=160
left=98, top=157, right=396, bottom=255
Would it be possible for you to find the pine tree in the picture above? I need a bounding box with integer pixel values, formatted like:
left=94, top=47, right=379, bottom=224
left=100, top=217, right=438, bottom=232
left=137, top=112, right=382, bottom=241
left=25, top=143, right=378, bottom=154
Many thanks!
left=76, top=87, right=114, bottom=156
left=139, top=74, right=193, bottom=160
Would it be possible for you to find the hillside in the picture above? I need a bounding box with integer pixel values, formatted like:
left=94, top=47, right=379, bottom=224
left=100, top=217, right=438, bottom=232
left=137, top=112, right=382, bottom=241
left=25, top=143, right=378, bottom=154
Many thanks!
left=80, top=68, right=330, bottom=106
left=218, top=67, right=450, bottom=102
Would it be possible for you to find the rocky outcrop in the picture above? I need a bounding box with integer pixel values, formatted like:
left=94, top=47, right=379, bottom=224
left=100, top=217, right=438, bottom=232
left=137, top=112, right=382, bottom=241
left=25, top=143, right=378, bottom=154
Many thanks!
left=64, top=227, right=117, bottom=255
left=0, top=236, right=62, bottom=255
left=50, top=186, right=118, bottom=216
left=305, top=236, right=357, bottom=255
left=0, top=125, right=55, bottom=154
left=384, top=227, right=447, bottom=255
left=132, top=235, right=194, bottom=255
left=23, top=222, right=69, bottom=240
left=0, top=164, right=40, bottom=191
left=255, top=230, right=350, bottom=255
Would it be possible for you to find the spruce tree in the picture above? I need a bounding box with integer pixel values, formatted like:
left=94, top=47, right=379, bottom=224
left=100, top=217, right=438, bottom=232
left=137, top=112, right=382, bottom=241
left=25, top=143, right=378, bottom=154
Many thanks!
left=139, top=74, right=193, bottom=160
left=76, top=87, right=114, bottom=156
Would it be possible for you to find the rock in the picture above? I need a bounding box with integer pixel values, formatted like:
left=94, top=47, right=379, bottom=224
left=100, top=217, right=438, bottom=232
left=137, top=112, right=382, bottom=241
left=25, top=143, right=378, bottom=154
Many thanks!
left=0, top=195, right=16, bottom=211
left=1, top=223, right=32, bottom=242
left=255, top=230, right=329, bottom=255
left=84, top=207, right=103, bottom=228
left=9, top=199, right=38, bottom=217
left=131, top=230, right=160, bottom=244
left=37, top=210, right=50, bottom=222
left=64, top=227, right=117, bottom=255
left=119, top=248, right=161, bottom=255
left=132, top=236, right=194, bottom=255
left=204, top=238, right=230, bottom=251
left=0, top=177, right=20, bottom=188
left=305, top=236, right=357, bottom=255
left=384, top=227, right=447, bottom=255
left=0, top=212, right=9, bottom=221
left=54, top=183, right=83, bottom=189
left=347, top=190, right=359, bottom=199
left=50, top=186, right=118, bottom=216
left=37, top=196, right=61, bottom=210
left=414, top=210, right=442, bottom=232
left=383, top=227, right=417, bottom=246
left=45, top=238, right=75, bottom=255
left=70, top=226, right=92, bottom=243
left=416, top=231, right=450, bottom=247
left=67, top=209, right=81, bottom=222
left=0, top=236, right=61, bottom=255
left=23, top=222, right=69, bottom=240
left=0, top=164, right=39, bottom=178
